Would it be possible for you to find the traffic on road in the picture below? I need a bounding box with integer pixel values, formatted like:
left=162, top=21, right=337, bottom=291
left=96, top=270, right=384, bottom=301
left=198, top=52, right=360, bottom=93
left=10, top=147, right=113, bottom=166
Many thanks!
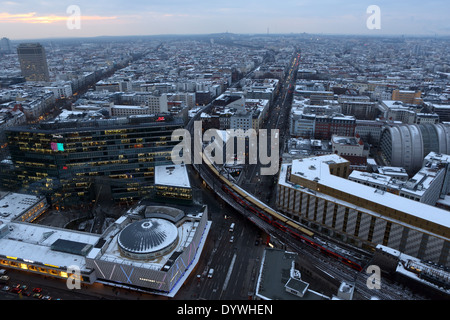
left=0, top=269, right=57, bottom=300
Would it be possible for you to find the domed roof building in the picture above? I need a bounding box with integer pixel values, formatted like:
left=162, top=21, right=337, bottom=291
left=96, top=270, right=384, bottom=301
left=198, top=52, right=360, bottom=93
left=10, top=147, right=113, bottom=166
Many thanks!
left=85, top=203, right=211, bottom=297
left=117, top=218, right=179, bottom=260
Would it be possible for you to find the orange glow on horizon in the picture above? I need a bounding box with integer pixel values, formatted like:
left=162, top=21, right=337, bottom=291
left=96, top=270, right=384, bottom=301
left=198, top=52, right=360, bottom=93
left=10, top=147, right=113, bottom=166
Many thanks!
left=0, top=12, right=118, bottom=24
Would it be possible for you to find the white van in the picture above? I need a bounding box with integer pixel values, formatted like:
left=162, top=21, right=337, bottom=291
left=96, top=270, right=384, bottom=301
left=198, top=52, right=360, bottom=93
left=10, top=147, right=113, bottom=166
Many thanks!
left=207, top=268, right=214, bottom=278
left=229, top=223, right=235, bottom=232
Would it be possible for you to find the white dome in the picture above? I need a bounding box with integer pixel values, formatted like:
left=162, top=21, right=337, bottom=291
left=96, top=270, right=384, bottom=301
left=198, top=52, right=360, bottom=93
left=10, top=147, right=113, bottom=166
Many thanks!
left=118, top=218, right=178, bottom=259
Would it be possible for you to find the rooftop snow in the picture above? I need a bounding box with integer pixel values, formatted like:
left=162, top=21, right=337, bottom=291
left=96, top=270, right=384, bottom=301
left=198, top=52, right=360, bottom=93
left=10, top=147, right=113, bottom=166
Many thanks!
left=285, top=155, right=450, bottom=235
left=98, top=216, right=201, bottom=270
left=0, top=222, right=101, bottom=270
left=154, top=164, right=191, bottom=188
left=0, top=192, right=45, bottom=220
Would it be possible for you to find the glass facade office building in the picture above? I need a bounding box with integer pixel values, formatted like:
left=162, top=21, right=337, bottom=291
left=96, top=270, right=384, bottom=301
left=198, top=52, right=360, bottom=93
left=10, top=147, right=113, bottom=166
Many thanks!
left=17, top=43, right=50, bottom=82
left=4, top=115, right=184, bottom=207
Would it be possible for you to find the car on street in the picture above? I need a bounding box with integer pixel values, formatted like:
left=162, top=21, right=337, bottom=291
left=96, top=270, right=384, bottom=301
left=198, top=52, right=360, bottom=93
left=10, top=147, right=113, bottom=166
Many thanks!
left=17, top=284, right=28, bottom=291
left=10, top=287, right=22, bottom=294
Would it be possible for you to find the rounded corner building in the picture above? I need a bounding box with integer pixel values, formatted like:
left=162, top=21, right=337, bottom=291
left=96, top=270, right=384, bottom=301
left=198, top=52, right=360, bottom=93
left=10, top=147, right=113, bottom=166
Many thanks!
left=84, top=204, right=211, bottom=297
left=380, top=123, right=450, bottom=174
left=117, top=218, right=179, bottom=260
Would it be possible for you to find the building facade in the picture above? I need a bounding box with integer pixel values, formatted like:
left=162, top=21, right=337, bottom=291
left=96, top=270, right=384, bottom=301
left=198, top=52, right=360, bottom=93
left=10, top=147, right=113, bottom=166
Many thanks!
left=355, top=119, right=385, bottom=146
left=350, top=153, right=450, bottom=207
left=4, top=115, right=184, bottom=207
left=314, top=115, right=356, bottom=140
left=0, top=198, right=210, bottom=297
left=0, top=37, right=12, bottom=54
left=431, top=104, right=450, bottom=122
left=290, top=113, right=315, bottom=138
left=277, top=154, right=450, bottom=265
left=392, top=90, right=422, bottom=105
left=154, top=164, right=192, bottom=202
left=17, top=43, right=50, bottom=82
left=85, top=203, right=210, bottom=296
left=44, top=83, right=73, bottom=99
left=338, top=95, right=379, bottom=120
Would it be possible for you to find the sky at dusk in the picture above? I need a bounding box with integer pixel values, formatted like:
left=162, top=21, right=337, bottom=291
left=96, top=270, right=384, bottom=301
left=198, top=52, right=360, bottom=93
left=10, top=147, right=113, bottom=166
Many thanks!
left=1, top=0, right=449, bottom=40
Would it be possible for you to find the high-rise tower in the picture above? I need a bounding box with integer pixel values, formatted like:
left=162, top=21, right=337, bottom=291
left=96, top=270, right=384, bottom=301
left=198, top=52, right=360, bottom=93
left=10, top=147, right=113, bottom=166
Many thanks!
left=17, top=43, right=50, bottom=82
left=0, top=37, right=12, bottom=54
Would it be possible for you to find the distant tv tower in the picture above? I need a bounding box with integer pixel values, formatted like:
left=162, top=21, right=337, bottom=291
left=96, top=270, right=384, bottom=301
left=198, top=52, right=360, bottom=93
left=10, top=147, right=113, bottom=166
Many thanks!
left=267, top=27, right=269, bottom=35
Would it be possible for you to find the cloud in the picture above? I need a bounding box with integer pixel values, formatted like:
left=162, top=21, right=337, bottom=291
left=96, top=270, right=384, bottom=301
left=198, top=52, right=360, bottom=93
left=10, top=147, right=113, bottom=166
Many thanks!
left=0, top=11, right=117, bottom=24
left=1, top=0, right=449, bottom=38
left=1, top=1, right=20, bottom=5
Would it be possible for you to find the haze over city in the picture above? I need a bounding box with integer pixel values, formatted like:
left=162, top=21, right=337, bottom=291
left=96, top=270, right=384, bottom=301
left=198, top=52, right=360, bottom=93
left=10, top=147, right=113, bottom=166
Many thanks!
left=1, top=0, right=450, bottom=40
left=0, top=0, right=449, bottom=308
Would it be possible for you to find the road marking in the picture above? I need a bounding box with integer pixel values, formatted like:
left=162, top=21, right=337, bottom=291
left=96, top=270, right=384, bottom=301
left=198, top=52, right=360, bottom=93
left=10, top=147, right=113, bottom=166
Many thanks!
left=222, top=253, right=237, bottom=292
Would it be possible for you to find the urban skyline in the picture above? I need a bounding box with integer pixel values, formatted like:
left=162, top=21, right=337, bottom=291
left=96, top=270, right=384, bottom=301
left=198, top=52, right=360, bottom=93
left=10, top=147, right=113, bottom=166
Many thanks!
left=1, top=0, right=450, bottom=40
left=0, top=1, right=449, bottom=305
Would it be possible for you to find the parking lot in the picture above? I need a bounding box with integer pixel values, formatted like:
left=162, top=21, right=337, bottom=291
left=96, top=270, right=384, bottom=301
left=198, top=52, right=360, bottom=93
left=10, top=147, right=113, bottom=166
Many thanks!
left=1, top=283, right=57, bottom=300
left=0, top=268, right=101, bottom=300
left=1, top=283, right=52, bottom=300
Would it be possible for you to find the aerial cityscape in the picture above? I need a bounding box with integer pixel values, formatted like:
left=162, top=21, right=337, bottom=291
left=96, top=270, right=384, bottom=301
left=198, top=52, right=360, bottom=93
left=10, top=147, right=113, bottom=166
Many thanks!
left=0, top=0, right=449, bottom=310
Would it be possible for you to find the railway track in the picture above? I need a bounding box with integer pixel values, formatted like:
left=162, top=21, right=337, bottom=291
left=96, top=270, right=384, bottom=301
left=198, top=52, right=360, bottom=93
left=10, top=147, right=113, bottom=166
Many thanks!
left=194, top=160, right=426, bottom=300
left=188, top=50, right=425, bottom=300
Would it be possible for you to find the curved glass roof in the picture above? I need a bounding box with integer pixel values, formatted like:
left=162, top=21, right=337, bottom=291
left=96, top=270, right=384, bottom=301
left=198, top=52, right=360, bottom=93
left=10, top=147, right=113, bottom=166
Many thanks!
left=117, top=218, right=178, bottom=255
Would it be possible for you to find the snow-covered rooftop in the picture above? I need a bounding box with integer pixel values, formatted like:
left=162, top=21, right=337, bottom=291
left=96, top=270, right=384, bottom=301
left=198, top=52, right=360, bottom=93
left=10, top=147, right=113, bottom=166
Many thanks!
left=283, top=154, right=450, bottom=237
left=0, top=222, right=101, bottom=270
left=154, top=164, right=191, bottom=188
left=377, top=244, right=450, bottom=295
left=117, top=218, right=178, bottom=254
left=0, top=192, right=45, bottom=220
left=97, top=214, right=203, bottom=270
